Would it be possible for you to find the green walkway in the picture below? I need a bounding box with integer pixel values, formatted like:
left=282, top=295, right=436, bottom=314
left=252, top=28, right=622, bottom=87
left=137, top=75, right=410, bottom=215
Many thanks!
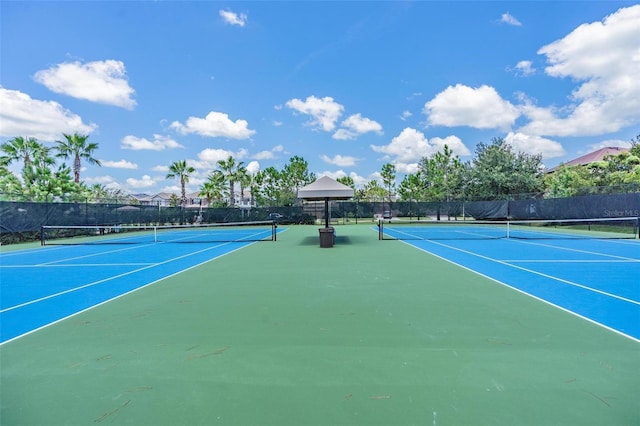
left=1, top=225, right=638, bottom=425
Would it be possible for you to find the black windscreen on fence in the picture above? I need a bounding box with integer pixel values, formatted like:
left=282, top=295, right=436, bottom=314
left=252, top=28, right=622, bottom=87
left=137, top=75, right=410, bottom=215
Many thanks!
left=1, top=193, right=638, bottom=244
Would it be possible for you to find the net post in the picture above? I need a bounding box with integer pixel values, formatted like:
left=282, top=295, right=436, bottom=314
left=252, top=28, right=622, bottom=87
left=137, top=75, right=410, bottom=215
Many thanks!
left=41, top=226, right=45, bottom=246
left=154, top=226, right=158, bottom=243
left=273, top=222, right=277, bottom=241
left=506, top=221, right=510, bottom=239
left=378, top=219, right=383, bottom=240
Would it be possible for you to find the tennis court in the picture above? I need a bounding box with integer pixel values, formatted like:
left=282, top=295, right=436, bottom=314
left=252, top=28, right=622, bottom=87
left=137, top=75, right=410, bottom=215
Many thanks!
left=1, top=223, right=638, bottom=425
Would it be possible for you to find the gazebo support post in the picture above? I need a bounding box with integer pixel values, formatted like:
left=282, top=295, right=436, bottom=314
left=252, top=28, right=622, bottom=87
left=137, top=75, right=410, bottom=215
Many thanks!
left=324, top=197, right=329, bottom=228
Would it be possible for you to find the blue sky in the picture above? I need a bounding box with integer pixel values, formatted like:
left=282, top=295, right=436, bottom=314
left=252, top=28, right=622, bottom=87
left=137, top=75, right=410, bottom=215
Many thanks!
left=2, top=1, right=639, bottom=195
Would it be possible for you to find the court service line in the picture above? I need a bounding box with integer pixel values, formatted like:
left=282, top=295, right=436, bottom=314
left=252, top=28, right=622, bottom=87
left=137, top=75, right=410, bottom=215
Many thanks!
left=0, top=242, right=231, bottom=313
left=512, top=239, right=640, bottom=262
left=502, top=259, right=637, bottom=263
left=421, top=239, right=639, bottom=305
left=1, top=263, right=155, bottom=268
left=38, top=242, right=158, bottom=266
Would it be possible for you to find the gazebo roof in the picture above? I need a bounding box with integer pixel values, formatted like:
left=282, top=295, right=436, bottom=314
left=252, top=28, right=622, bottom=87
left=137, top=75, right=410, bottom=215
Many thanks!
left=297, top=176, right=354, bottom=200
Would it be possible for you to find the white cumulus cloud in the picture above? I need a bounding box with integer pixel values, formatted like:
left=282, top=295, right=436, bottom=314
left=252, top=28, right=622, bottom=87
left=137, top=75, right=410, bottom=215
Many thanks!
left=424, top=84, right=520, bottom=131
left=320, top=154, right=358, bottom=167
left=520, top=4, right=640, bottom=137
left=34, top=60, right=136, bottom=109
left=121, top=134, right=184, bottom=151
left=333, top=113, right=383, bottom=140
left=371, top=128, right=471, bottom=174
left=126, top=175, right=156, bottom=189
left=0, top=87, right=96, bottom=141
left=500, top=13, right=522, bottom=26
left=196, top=148, right=248, bottom=168
left=101, top=159, right=138, bottom=169
left=219, top=9, right=247, bottom=27
left=504, top=132, right=565, bottom=160
left=170, top=111, right=255, bottom=139
left=286, top=95, right=344, bottom=132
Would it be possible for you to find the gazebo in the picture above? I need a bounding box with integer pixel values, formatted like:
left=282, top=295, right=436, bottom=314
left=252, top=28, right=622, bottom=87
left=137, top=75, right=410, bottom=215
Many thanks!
left=297, top=176, right=354, bottom=247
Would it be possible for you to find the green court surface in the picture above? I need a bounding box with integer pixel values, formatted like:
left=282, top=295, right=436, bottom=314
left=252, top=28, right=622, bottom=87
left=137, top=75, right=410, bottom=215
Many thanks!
left=1, top=225, right=638, bottom=425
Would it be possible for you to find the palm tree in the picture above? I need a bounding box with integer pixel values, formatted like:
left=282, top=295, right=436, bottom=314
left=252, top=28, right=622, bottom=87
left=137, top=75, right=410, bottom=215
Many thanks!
left=217, top=156, right=244, bottom=207
left=199, top=170, right=226, bottom=206
left=166, top=160, right=195, bottom=206
left=1, top=136, right=40, bottom=170
left=55, top=133, right=101, bottom=183
left=236, top=163, right=250, bottom=206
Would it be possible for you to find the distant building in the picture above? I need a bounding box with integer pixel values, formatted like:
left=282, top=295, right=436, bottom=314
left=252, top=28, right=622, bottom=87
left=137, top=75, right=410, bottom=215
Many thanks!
left=548, top=147, right=630, bottom=172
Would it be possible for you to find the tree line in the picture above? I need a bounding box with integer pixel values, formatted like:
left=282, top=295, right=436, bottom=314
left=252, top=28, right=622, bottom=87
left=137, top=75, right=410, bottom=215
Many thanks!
left=2, top=133, right=638, bottom=206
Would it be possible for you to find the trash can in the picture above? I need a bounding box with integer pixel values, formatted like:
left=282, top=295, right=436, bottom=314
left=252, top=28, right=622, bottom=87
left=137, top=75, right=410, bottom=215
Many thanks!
left=319, top=227, right=335, bottom=248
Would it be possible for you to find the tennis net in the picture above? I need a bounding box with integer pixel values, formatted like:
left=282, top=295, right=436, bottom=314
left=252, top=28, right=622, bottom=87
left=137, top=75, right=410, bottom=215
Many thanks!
left=41, top=221, right=278, bottom=245
left=378, top=217, right=640, bottom=240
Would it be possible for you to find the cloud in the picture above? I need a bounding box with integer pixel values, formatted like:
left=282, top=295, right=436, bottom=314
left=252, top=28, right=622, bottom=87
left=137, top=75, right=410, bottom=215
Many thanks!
left=512, top=60, right=536, bottom=77
left=101, top=159, right=138, bottom=169
left=424, top=84, right=520, bottom=130
left=33, top=60, right=136, bottom=109
left=504, top=132, right=565, bottom=160
left=196, top=148, right=249, bottom=168
left=246, top=160, right=260, bottom=175
left=253, top=144, right=284, bottom=160
left=170, top=111, right=255, bottom=139
left=126, top=174, right=156, bottom=189
left=500, top=13, right=522, bottom=26
left=0, top=87, right=96, bottom=141
left=121, top=134, right=184, bottom=151
left=219, top=9, right=247, bottom=27
left=400, top=110, right=412, bottom=121
left=286, top=95, right=344, bottom=132
left=333, top=113, right=383, bottom=140
left=587, top=139, right=631, bottom=151
left=320, top=154, right=358, bottom=167
left=521, top=5, right=640, bottom=136
left=370, top=128, right=471, bottom=174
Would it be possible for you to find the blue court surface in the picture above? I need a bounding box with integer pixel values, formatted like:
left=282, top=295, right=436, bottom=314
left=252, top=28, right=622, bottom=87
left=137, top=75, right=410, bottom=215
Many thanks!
left=385, top=231, right=640, bottom=341
left=0, top=238, right=273, bottom=344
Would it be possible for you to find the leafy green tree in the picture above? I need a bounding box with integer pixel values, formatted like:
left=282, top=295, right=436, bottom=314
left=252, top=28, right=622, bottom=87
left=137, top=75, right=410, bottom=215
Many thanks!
left=362, top=180, right=387, bottom=201
left=544, top=165, right=593, bottom=197
left=254, top=166, right=283, bottom=206
left=419, top=145, right=464, bottom=202
left=381, top=163, right=396, bottom=204
left=398, top=172, right=425, bottom=202
left=630, top=134, right=640, bottom=157
left=0, top=163, right=23, bottom=198
left=281, top=156, right=316, bottom=205
left=55, top=133, right=101, bottom=183
left=336, top=176, right=355, bottom=188
left=466, top=138, right=543, bottom=199
left=166, top=160, right=195, bottom=206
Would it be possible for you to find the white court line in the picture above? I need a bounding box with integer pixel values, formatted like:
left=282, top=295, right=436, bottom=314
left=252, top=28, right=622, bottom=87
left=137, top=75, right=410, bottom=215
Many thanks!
left=512, top=239, right=640, bottom=262
left=502, top=259, right=638, bottom=263
left=1, top=263, right=155, bottom=268
left=38, top=242, right=158, bottom=266
left=0, top=242, right=231, bottom=314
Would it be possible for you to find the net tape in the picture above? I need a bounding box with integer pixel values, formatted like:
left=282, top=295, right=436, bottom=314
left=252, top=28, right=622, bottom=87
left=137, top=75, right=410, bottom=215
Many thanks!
left=378, top=217, right=640, bottom=240
left=41, top=221, right=277, bottom=245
